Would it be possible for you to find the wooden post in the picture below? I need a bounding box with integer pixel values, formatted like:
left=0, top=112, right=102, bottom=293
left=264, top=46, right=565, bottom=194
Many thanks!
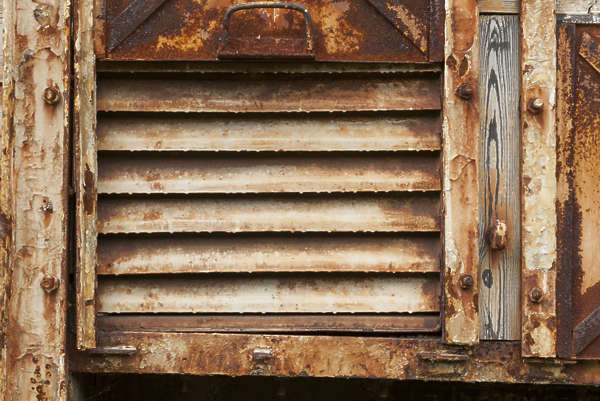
left=2, top=0, right=71, bottom=399
left=520, top=0, right=557, bottom=358
left=442, top=0, right=480, bottom=345
left=478, top=14, right=521, bottom=340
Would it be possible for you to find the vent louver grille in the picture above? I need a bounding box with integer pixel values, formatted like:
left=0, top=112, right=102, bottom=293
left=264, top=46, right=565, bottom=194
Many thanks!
left=94, top=65, right=443, bottom=333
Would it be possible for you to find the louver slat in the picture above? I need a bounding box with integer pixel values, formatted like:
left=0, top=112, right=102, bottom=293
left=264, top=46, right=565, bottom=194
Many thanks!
left=97, top=74, right=441, bottom=113
left=97, top=235, right=440, bottom=275
left=97, top=153, right=441, bottom=194
left=96, top=113, right=441, bottom=152
left=97, top=275, right=440, bottom=314
left=97, top=194, right=440, bottom=234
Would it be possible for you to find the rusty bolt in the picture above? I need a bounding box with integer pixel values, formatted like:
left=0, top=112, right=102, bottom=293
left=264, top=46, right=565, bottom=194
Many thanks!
left=42, top=86, right=61, bottom=105
left=456, top=83, right=474, bottom=100
left=527, top=98, right=544, bottom=114
left=252, top=348, right=272, bottom=362
left=459, top=274, right=474, bottom=290
left=40, top=275, right=59, bottom=293
left=487, top=220, right=507, bottom=250
left=529, top=287, right=544, bottom=303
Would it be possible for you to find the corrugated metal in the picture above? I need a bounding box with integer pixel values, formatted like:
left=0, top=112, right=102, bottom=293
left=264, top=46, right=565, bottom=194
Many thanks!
left=94, top=65, right=442, bottom=331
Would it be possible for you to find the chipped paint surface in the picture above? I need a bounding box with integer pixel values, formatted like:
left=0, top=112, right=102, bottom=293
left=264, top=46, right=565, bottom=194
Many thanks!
left=2, top=0, right=70, bottom=399
left=520, top=0, right=557, bottom=358
left=442, top=0, right=480, bottom=345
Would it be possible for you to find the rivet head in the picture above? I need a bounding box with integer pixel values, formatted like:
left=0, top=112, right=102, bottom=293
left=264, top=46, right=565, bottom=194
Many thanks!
left=487, top=220, right=507, bottom=250
left=252, top=348, right=272, bottom=362
left=42, top=87, right=61, bottom=105
left=529, top=287, right=544, bottom=303
left=527, top=98, right=544, bottom=114
left=40, top=275, right=59, bottom=293
left=456, top=83, right=474, bottom=100
left=459, top=274, right=474, bottom=290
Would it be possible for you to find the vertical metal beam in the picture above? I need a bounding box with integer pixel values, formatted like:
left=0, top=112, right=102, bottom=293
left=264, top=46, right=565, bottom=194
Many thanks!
left=2, top=0, right=71, bottom=399
left=443, top=0, right=480, bottom=345
left=520, top=0, right=557, bottom=358
left=74, top=0, right=98, bottom=350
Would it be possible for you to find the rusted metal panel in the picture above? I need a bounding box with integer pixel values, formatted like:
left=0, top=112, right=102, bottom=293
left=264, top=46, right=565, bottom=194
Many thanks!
left=96, top=112, right=442, bottom=152
left=97, top=275, right=440, bottom=313
left=70, top=334, right=600, bottom=385
left=557, top=0, right=600, bottom=14
left=97, top=194, right=441, bottom=234
left=96, top=73, right=441, bottom=113
left=520, top=0, right=557, bottom=359
left=557, top=24, right=600, bottom=360
left=97, top=234, right=440, bottom=275
left=97, top=153, right=441, bottom=194
left=74, top=0, right=98, bottom=350
left=442, top=0, right=480, bottom=345
left=97, top=314, right=441, bottom=333
left=96, top=0, right=443, bottom=62
left=2, top=0, right=71, bottom=398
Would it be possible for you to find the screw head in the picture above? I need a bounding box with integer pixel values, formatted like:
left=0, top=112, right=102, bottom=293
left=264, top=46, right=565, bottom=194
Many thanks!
left=529, top=287, right=544, bottom=303
left=457, top=83, right=474, bottom=100
left=42, top=87, right=61, bottom=105
left=40, top=275, right=59, bottom=293
left=528, top=98, right=544, bottom=114
left=459, top=274, right=474, bottom=290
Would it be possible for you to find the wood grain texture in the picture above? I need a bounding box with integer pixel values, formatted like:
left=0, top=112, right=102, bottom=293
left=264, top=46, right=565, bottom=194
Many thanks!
left=74, top=0, right=98, bottom=349
left=97, top=275, right=440, bottom=313
left=97, top=112, right=442, bottom=152
left=97, top=152, right=441, bottom=194
left=478, top=0, right=519, bottom=14
left=478, top=15, right=521, bottom=340
left=97, top=194, right=441, bottom=234
left=96, top=74, right=441, bottom=113
left=521, top=0, right=557, bottom=358
left=442, top=0, right=480, bottom=345
left=3, top=0, right=71, bottom=398
left=97, top=234, right=440, bottom=274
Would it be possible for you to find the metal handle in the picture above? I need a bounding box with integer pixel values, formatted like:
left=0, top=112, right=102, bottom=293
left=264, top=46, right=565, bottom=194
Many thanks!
left=221, top=2, right=313, bottom=53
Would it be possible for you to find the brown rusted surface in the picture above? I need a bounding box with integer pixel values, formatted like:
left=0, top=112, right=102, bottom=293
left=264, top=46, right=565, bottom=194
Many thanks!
left=97, top=152, right=441, bottom=194
left=97, top=194, right=441, bottom=234
left=70, top=335, right=600, bottom=385
left=97, top=0, right=443, bottom=62
left=557, top=24, right=600, bottom=360
left=96, top=275, right=440, bottom=313
left=97, top=314, right=441, bottom=333
left=2, top=0, right=71, bottom=398
left=96, top=72, right=442, bottom=113
left=97, top=112, right=442, bottom=152
left=442, top=0, right=480, bottom=345
left=520, top=0, right=557, bottom=358
left=97, top=234, right=440, bottom=275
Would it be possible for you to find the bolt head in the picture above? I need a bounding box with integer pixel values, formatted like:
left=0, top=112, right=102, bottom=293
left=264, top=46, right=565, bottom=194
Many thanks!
left=459, top=274, right=474, bottom=290
left=528, top=98, right=544, bottom=114
left=42, top=87, right=60, bottom=105
left=529, top=287, right=544, bottom=303
left=40, top=275, right=59, bottom=293
left=457, top=83, right=474, bottom=100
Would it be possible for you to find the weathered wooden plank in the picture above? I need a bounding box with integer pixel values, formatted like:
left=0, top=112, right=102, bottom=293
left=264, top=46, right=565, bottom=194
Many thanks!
left=96, top=112, right=442, bottom=152
left=97, top=152, right=441, bottom=194
left=74, top=0, right=98, bottom=350
left=521, top=0, right=557, bottom=358
left=97, top=194, right=441, bottom=234
left=97, top=234, right=440, bottom=275
left=478, top=0, right=519, bottom=13
left=97, top=314, right=441, bottom=333
left=478, top=15, right=520, bottom=340
left=442, top=0, right=480, bottom=345
left=3, top=0, right=71, bottom=397
left=557, top=0, right=600, bottom=14
left=97, top=275, right=440, bottom=313
left=96, top=74, right=442, bottom=113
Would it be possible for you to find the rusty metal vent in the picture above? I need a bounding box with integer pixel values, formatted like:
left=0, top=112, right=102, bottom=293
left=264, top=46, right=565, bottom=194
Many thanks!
left=92, top=63, right=442, bottom=334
